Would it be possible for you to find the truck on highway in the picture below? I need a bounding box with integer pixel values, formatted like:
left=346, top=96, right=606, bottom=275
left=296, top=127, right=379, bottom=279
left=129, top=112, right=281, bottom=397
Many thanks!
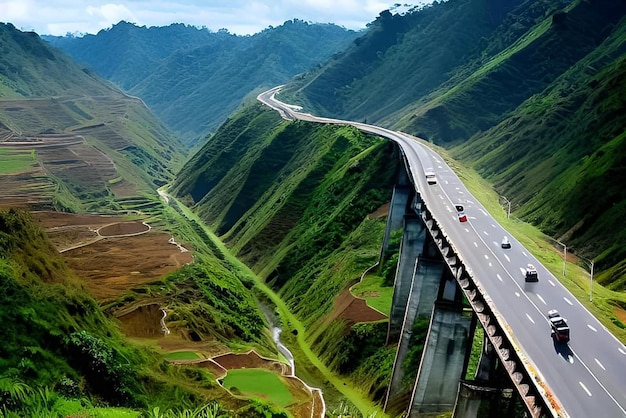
left=548, top=309, right=570, bottom=342
left=524, top=264, right=538, bottom=282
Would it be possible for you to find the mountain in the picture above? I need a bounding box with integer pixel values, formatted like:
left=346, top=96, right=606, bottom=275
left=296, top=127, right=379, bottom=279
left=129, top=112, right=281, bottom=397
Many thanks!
left=0, top=22, right=186, bottom=212
left=44, top=20, right=360, bottom=144
left=281, top=0, right=626, bottom=287
left=171, top=101, right=399, bottom=405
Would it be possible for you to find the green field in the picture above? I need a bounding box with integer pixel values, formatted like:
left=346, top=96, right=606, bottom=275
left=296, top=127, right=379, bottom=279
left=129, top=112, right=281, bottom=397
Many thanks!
left=351, top=274, right=393, bottom=315
left=222, top=369, right=293, bottom=407
left=163, top=351, right=201, bottom=360
left=0, top=149, right=36, bottom=174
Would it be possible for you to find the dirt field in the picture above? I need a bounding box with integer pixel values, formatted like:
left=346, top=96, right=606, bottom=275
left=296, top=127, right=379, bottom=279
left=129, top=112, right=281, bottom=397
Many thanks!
left=33, top=211, right=192, bottom=302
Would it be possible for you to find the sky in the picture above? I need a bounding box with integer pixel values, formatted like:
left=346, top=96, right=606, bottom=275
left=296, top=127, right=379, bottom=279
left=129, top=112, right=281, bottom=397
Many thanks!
left=0, top=1, right=432, bottom=37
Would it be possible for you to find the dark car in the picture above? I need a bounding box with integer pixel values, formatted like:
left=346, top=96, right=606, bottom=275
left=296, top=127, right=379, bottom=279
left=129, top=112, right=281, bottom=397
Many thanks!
left=548, top=309, right=570, bottom=342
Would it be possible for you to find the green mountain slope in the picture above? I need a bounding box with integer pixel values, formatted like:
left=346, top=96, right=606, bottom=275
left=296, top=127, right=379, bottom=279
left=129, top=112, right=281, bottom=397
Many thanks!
left=0, top=23, right=186, bottom=211
left=45, top=20, right=360, bottom=144
left=282, top=0, right=626, bottom=287
left=172, top=102, right=398, bottom=409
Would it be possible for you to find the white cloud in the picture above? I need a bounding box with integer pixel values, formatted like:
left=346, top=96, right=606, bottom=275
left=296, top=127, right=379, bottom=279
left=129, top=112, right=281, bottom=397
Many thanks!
left=0, top=0, right=433, bottom=36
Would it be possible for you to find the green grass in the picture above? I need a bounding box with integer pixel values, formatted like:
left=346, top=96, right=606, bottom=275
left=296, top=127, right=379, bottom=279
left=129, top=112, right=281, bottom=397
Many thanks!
left=0, top=149, right=36, bottom=174
left=351, top=274, right=393, bottom=315
left=222, top=369, right=293, bottom=407
left=163, top=351, right=201, bottom=361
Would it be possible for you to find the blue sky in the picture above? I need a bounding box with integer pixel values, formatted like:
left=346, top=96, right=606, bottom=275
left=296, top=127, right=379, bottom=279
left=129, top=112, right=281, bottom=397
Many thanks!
left=0, top=1, right=432, bottom=36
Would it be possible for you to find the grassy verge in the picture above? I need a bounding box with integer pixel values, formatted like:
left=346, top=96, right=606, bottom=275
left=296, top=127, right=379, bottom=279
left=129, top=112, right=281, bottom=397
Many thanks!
left=222, top=369, right=293, bottom=407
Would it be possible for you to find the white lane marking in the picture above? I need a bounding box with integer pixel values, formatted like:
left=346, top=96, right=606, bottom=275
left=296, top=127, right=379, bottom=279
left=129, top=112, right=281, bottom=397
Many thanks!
left=496, top=274, right=503, bottom=282
left=439, top=194, right=444, bottom=200
left=579, top=382, right=592, bottom=397
left=445, top=180, right=449, bottom=185
left=619, top=348, right=626, bottom=355
left=488, top=262, right=492, bottom=267
left=564, top=297, right=573, bottom=306
left=519, top=267, right=526, bottom=275
left=587, top=324, right=598, bottom=332
left=548, top=280, right=556, bottom=287
left=469, top=216, right=477, bottom=220
left=536, top=294, right=547, bottom=305
left=455, top=187, right=460, bottom=190
left=483, top=230, right=489, bottom=236
left=464, top=228, right=470, bottom=232
left=479, top=208, right=488, bottom=216
left=526, top=314, right=535, bottom=324
left=473, top=242, right=478, bottom=248
left=466, top=200, right=475, bottom=204
left=446, top=206, right=452, bottom=212
left=595, top=359, right=606, bottom=370
left=491, top=224, right=496, bottom=228
left=515, top=292, right=520, bottom=298
left=522, top=251, right=528, bottom=257
left=570, top=347, right=626, bottom=413
left=492, top=241, right=499, bottom=247
left=504, top=254, right=510, bottom=262
left=484, top=254, right=489, bottom=260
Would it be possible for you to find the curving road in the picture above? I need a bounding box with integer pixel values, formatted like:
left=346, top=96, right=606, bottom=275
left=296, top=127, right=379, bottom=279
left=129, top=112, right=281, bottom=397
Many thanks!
left=258, top=87, right=626, bottom=418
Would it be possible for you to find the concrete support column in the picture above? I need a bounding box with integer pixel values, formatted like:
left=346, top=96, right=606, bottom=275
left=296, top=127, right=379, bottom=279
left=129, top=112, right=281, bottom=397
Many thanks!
left=381, top=183, right=412, bottom=257
left=451, top=381, right=498, bottom=418
left=384, top=257, right=445, bottom=413
left=387, top=215, right=426, bottom=344
left=475, top=334, right=496, bottom=383
left=407, top=304, right=472, bottom=417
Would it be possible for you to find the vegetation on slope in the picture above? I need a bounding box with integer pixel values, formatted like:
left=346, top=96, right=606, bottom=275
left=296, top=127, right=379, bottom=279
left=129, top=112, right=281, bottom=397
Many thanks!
left=0, top=23, right=187, bottom=212
left=282, top=0, right=626, bottom=288
left=172, top=103, right=400, bottom=413
left=45, top=20, right=360, bottom=143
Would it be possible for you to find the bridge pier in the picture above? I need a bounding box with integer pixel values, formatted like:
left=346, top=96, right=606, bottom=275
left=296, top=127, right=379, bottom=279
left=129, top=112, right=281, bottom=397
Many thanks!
left=387, top=214, right=427, bottom=344
left=451, top=381, right=499, bottom=418
left=384, top=254, right=445, bottom=413
left=407, top=303, right=472, bottom=417
left=381, top=163, right=411, bottom=258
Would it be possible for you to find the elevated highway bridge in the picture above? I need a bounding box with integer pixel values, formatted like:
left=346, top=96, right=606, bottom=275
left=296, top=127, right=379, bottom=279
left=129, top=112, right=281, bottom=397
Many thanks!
left=258, top=87, right=626, bottom=418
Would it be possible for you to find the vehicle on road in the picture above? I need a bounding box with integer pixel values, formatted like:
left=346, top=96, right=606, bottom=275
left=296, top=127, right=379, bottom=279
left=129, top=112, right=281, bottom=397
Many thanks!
left=425, top=171, right=437, bottom=185
left=548, top=309, right=570, bottom=342
left=524, top=264, right=538, bottom=282
left=458, top=212, right=468, bottom=222
left=501, top=236, right=511, bottom=249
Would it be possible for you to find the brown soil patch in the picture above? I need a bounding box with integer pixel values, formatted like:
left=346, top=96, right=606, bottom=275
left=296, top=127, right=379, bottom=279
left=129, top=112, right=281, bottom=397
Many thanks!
left=326, top=281, right=387, bottom=327
left=117, top=303, right=163, bottom=338
left=614, top=307, right=626, bottom=325
left=98, top=221, right=149, bottom=236
left=213, top=351, right=285, bottom=375
left=369, top=203, right=389, bottom=219
left=31, top=211, right=192, bottom=303
left=62, top=232, right=193, bottom=302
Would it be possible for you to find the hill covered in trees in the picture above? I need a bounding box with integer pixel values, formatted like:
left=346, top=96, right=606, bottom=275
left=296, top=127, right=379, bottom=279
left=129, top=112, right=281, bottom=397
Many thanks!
left=44, top=20, right=360, bottom=144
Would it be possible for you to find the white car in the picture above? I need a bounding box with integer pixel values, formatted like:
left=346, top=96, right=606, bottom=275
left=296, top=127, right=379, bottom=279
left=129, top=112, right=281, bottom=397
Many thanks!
left=425, top=171, right=437, bottom=185
left=501, top=236, right=511, bottom=249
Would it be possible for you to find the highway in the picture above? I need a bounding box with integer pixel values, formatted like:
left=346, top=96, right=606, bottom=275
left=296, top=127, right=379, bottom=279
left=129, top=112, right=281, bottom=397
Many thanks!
left=258, top=87, right=626, bottom=418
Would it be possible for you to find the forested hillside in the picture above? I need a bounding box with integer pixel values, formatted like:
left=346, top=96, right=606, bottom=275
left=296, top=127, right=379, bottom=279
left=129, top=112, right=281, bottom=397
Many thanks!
left=283, top=0, right=626, bottom=288
left=172, top=102, right=400, bottom=408
left=45, top=20, right=360, bottom=144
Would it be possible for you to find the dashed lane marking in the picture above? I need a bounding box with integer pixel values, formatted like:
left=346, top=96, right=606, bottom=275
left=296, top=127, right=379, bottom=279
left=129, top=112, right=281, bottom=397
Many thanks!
left=595, top=359, right=606, bottom=370
left=564, top=297, right=573, bottom=306
left=504, top=254, right=510, bottom=262
left=588, top=324, right=598, bottom=332
left=537, top=294, right=547, bottom=305
left=515, top=292, right=520, bottom=298
left=548, top=280, right=556, bottom=287
left=496, top=274, right=503, bottom=282
left=579, top=382, right=592, bottom=397
left=526, top=314, right=535, bottom=324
